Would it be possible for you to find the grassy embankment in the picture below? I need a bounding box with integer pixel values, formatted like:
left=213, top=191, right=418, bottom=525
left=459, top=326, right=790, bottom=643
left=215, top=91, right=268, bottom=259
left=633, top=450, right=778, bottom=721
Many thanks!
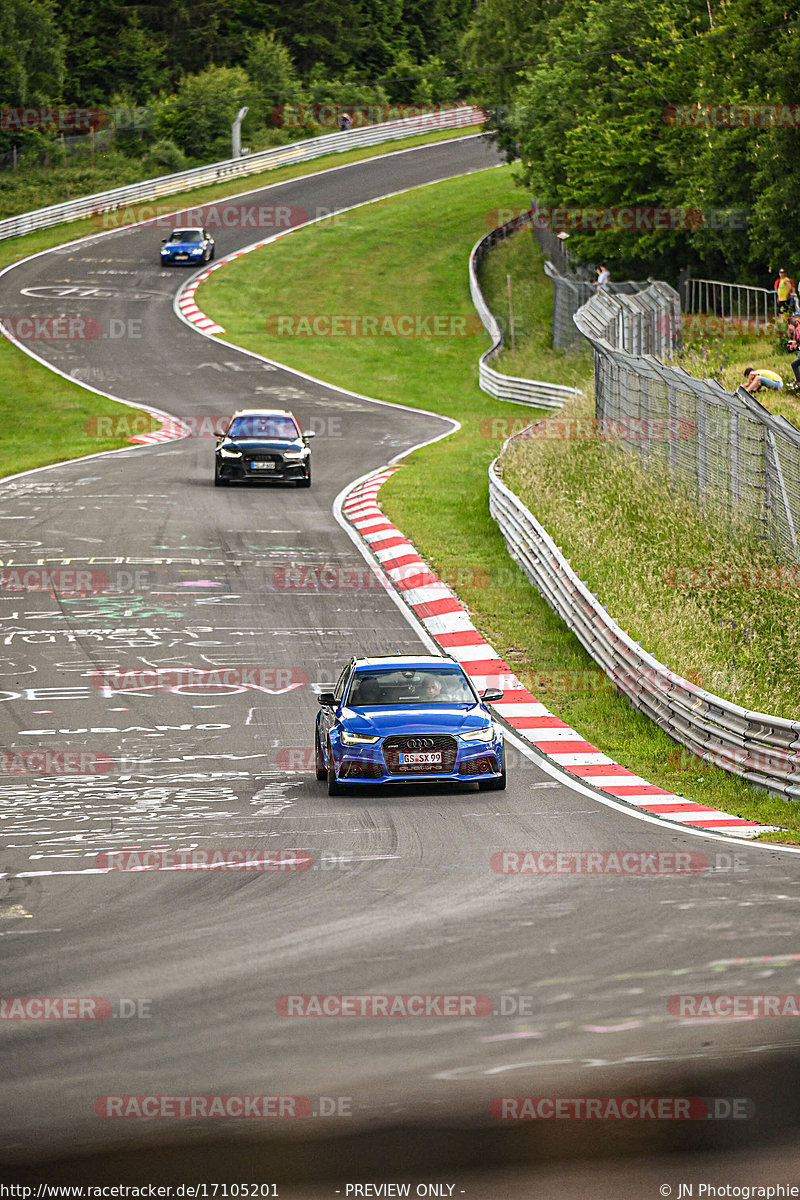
left=194, top=166, right=800, bottom=840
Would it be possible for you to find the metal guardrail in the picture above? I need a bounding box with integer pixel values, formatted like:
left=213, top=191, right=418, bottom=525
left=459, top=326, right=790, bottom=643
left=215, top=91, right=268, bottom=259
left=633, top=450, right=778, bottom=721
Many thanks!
left=684, top=276, right=778, bottom=329
left=489, top=452, right=800, bottom=799
left=0, top=107, right=485, bottom=242
left=469, top=210, right=581, bottom=409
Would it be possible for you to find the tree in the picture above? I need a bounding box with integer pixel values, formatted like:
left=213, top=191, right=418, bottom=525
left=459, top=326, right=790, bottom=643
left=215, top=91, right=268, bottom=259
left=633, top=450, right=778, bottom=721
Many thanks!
left=153, top=65, right=253, bottom=160
left=0, top=0, right=64, bottom=107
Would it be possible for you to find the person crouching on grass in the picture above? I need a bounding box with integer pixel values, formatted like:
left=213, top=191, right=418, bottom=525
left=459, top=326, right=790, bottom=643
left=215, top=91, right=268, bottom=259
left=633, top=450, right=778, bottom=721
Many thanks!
left=743, top=366, right=784, bottom=394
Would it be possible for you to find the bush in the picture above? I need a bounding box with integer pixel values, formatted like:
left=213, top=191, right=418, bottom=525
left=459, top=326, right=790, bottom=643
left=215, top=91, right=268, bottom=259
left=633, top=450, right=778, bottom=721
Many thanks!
left=142, top=138, right=189, bottom=175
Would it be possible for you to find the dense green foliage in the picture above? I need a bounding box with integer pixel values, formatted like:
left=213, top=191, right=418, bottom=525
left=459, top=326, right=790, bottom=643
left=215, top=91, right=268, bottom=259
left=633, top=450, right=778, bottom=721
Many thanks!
left=464, top=0, right=800, bottom=284
left=1, top=0, right=796, bottom=286
left=0, top=0, right=473, bottom=169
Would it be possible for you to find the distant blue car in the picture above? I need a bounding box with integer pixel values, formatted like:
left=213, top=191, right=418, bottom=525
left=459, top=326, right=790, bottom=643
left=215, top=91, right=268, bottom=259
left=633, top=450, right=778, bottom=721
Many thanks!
left=160, top=226, right=215, bottom=266
left=315, top=654, right=506, bottom=795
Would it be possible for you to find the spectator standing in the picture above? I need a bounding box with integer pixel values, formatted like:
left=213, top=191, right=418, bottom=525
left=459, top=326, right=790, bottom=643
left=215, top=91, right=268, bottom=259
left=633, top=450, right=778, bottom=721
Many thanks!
left=774, top=268, right=796, bottom=314
left=595, top=264, right=611, bottom=291
left=338, top=111, right=352, bottom=132
left=787, top=320, right=800, bottom=391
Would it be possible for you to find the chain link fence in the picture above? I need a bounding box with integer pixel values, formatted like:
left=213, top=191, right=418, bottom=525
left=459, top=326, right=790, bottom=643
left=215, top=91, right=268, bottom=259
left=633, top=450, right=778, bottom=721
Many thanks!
left=574, top=288, right=800, bottom=561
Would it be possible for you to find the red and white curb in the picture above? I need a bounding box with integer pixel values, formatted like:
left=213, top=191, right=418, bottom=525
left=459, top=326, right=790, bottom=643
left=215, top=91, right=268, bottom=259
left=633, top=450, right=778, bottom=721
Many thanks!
left=128, top=414, right=189, bottom=445
left=175, top=236, right=293, bottom=337
left=343, top=468, right=780, bottom=838
left=177, top=271, right=226, bottom=335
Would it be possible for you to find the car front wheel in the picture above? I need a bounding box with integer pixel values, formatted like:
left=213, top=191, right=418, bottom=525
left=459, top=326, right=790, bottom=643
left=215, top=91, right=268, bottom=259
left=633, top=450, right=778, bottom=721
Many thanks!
left=479, top=755, right=507, bottom=791
left=315, top=730, right=327, bottom=781
left=327, top=740, right=346, bottom=796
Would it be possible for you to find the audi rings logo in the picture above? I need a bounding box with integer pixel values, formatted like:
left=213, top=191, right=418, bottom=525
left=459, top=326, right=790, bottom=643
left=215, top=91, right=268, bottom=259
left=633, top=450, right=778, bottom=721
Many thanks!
left=406, top=738, right=434, bottom=749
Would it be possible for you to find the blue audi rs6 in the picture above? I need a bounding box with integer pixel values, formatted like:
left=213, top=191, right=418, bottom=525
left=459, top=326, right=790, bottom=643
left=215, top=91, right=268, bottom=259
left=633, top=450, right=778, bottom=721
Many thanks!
left=315, top=654, right=506, bottom=795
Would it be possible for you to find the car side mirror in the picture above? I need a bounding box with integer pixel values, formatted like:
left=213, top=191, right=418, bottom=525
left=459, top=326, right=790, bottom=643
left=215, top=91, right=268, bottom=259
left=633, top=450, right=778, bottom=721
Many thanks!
left=481, top=688, right=503, bottom=702
left=318, top=692, right=337, bottom=706
left=161, top=238, right=167, bottom=243
left=302, top=430, right=316, bottom=439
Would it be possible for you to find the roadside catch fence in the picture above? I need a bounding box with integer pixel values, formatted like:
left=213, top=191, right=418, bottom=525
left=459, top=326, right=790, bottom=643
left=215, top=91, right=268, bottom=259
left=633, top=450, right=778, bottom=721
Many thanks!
left=574, top=287, right=800, bottom=561
left=483, top=213, right=800, bottom=798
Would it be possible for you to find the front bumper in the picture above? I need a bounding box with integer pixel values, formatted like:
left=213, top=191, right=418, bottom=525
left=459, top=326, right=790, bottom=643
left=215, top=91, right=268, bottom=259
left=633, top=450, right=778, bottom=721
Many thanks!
left=161, top=252, right=205, bottom=265
left=330, top=739, right=504, bottom=785
left=216, top=457, right=309, bottom=483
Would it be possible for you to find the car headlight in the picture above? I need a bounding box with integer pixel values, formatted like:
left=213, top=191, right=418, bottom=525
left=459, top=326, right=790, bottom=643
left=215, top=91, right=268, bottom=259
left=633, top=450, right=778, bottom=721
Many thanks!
left=340, top=730, right=380, bottom=745
left=218, top=445, right=242, bottom=458
left=459, top=725, right=496, bottom=742
left=282, top=449, right=305, bottom=460
left=191, top=247, right=204, bottom=255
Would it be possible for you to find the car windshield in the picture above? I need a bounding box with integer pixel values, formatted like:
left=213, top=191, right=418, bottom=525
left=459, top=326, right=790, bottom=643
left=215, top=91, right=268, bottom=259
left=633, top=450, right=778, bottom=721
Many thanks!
left=226, top=416, right=299, bottom=440
left=346, top=668, right=475, bottom=706
left=169, top=230, right=203, bottom=242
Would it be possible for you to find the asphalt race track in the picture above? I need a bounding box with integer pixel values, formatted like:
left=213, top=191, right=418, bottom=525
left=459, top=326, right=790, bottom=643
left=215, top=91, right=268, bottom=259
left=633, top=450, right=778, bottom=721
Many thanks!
left=1, top=136, right=800, bottom=1192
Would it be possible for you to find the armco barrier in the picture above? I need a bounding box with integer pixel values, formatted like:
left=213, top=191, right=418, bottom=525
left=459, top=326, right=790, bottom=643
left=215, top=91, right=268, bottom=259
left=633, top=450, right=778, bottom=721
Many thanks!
left=469, top=211, right=581, bottom=409
left=0, top=108, right=485, bottom=242
left=489, top=445, right=800, bottom=800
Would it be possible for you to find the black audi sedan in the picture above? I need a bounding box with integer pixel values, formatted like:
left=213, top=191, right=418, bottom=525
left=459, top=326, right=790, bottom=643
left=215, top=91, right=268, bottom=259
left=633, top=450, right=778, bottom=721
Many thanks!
left=214, top=409, right=314, bottom=487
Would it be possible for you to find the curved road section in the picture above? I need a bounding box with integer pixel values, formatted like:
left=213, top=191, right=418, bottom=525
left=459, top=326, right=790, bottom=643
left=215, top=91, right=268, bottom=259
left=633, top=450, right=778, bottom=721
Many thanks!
left=1, top=138, right=799, bottom=1185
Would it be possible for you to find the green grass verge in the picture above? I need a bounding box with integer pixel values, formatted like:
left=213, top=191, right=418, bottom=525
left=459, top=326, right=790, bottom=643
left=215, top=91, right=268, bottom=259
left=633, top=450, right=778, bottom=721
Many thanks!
left=0, top=125, right=483, bottom=271
left=195, top=166, right=800, bottom=841
left=0, top=125, right=481, bottom=222
left=0, top=126, right=480, bottom=478
left=677, top=321, right=800, bottom=426
left=477, top=228, right=592, bottom=388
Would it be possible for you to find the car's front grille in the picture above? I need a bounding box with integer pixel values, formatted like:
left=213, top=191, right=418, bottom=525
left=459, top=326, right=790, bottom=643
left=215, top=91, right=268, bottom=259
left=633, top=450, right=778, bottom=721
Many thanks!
left=382, top=734, right=458, bottom=774
left=246, top=454, right=281, bottom=464
left=460, top=754, right=498, bottom=777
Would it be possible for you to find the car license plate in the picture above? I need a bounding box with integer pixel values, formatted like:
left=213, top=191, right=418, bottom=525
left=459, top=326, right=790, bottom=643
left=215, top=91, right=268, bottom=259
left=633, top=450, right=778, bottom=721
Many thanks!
left=399, top=751, right=442, bottom=765
left=175, top=254, right=188, bottom=260
left=250, top=461, right=275, bottom=470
